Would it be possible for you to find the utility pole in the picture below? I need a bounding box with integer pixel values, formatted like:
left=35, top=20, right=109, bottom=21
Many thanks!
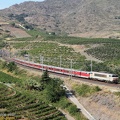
left=42, top=56, right=44, bottom=72
left=70, top=59, right=72, bottom=80
left=28, top=54, right=30, bottom=61
left=91, top=60, right=92, bottom=72
left=60, top=56, right=62, bottom=67
left=10, top=52, right=11, bottom=58
left=40, top=55, right=42, bottom=64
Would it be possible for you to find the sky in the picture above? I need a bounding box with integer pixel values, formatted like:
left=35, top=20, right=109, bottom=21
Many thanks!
left=0, top=0, right=44, bottom=10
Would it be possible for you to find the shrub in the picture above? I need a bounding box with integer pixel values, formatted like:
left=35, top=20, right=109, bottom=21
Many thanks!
left=26, top=79, right=43, bottom=90
left=7, top=62, right=17, bottom=72
left=73, top=84, right=101, bottom=97
left=67, top=104, right=78, bottom=115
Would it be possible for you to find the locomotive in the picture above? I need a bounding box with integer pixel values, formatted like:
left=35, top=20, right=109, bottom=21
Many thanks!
left=13, top=58, right=119, bottom=83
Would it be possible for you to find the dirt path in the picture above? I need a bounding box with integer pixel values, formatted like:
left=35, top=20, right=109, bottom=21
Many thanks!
left=58, top=43, right=102, bottom=63
left=59, top=109, right=75, bottom=120
left=71, top=44, right=102, bottom=62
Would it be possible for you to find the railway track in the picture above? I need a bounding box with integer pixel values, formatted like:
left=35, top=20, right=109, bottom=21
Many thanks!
left=17, top=62, right=120, bottom=91
left=2, top=56, right=120, bottom=91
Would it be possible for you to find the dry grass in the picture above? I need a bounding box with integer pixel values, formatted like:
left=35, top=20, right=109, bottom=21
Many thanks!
left=1, top=25, right=31, bottom=38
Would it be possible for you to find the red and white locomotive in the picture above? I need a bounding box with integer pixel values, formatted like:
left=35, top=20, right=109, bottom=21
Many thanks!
left=13, top=58, right=119, bottom=83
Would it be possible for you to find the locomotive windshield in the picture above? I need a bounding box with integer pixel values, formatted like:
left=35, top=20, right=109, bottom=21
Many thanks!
left=112, top=74, right=118, bottom=77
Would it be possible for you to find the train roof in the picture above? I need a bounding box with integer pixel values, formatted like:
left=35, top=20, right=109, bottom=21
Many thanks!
left=91, top=71, right=117, bottom=75
left=14, top=58, right=117, bottom=76
left=14, top=58, right=90, bottom=73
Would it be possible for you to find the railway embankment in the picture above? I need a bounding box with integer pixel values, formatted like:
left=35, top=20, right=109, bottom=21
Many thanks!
left=62, top=78, right=120, bottom=120
left=78, top=91, right=120, bottom=120
left=17, top=66, right=120, bottom=120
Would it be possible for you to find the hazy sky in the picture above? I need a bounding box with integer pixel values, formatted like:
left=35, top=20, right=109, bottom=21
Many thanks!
left=0, top=0, right=44, bottom=10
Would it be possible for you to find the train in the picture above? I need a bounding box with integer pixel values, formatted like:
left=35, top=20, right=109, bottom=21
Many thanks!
left=13, top=58, right=119, bottom=83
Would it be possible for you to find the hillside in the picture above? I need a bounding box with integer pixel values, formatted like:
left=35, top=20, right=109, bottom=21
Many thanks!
left=0, top=0, right=120, bottom=38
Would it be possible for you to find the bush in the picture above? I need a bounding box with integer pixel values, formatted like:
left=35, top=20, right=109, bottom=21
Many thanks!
left=7, top=62, right=17, bottom=72
left=73, top=84, right=101, bottom=97
left=26, top=79, right=43, bottom=90
left=45, top=78, right=65, bottom=102
left=67, top=104, right=79, bottom=115
left=57, top=97, right=71, bottom=109
left=2, top=61, right=7, bottom=69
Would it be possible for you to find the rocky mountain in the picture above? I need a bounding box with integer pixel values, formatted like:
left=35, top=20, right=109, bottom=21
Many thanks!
left=0, top=0, right=120, bottom=38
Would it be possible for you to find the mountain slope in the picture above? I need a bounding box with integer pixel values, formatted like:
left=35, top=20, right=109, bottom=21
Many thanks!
left=0, top=0, right=120, bottom=38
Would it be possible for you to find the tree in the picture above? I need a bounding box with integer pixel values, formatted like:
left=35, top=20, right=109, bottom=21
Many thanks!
left=2, top=61, right=7, bottom=69
left=23, top=24, right=33, bottom=30
left=45, top=78, right=65, bottom=102
left=10, top=22, right=15, bottom=27
left=67, top=104, right=79, bottom=115
left=8, top=13, right=14, bottom=18
left=21, top=51, right=28, bottom=56
left=26, top=79, right=43, bottom=90
left=7, top=62, right=17, bottom=72
left=41, top=70, right=50, bottom=84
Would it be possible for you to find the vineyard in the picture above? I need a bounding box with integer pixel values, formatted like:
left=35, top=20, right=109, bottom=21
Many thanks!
left=7, top=29, right=119, bottom=77
left=44, top=35, right=120, bottom=45
left=85, top=43, right=120, bottom=62
left=0, top=83, right=66, bottom=120
left=0, top=61, right=87, bottom=120
left=12, top=41, right=86, bottom=69
left=0, top=71, right=22, bottom=85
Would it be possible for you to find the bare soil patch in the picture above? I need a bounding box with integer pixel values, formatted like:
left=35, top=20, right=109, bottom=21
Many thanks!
left=0, top=17, right=9, bottom=25
left=63, top=78, right=120, bottom=120
left=1, top=25, right=31, bottom=38
left=69, top=31, right=120, bottom=39
left=58, top=43, right=102, bottom=62
left=71, top=44, right=102, bottom=62
left=79, top=91, right=120, bottom=120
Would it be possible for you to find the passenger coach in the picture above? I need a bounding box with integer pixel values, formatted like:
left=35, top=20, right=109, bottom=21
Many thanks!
left=13, top=58, right=119, bottom=83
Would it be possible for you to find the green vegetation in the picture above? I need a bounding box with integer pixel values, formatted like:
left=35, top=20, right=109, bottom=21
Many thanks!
left=27, top=29, right=47, bottom=37
left=26, top=79, right=42, bottom=90
left=0, top=41, right=6, bottom=48
left=7, top=62, right=17, bottom=72
left=12, top=42, right=30, bottom=49
left=56, top=97, right=87, bottom=120
left=44, top=35, right=120, bottom=45
left=40, top=70, right=66, bottom=102
left=0, top=60, right=87, bottom=120
left=1, top=28, right=120, bottom=78
left=2, top=61, right=18, bottom=72
left=11, top=29, right=47, bottom=41
left=8, top=30, right=120, bottom=80
left=0, top=71, right=22, bottom=85
left=73, top=84, right=101, bottom=97
left=0, top=83, right=66, bottom=120
left=86, top=43, right=120, bottom=61
left=12, top=41, right=86, bottom=69
left=114, top=92, right=120, bottom=100
left=45, top=78, right=65, bottom=102
left=8, top=13, right=34, bottom=30
left=10, top=22, right=15, bottom=27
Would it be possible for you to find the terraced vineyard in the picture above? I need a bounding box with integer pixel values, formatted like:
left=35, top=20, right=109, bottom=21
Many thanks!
left=0, top=71, right=22, bottom=84
left=44, top=35, right=120, bottom=45
left=0, top=83, right=66, bottom=120
left=12, top=41, right=86, bottom=69
left=8, top=29, right=120, bottom=75
left=85, top=43, right=120, bottom=62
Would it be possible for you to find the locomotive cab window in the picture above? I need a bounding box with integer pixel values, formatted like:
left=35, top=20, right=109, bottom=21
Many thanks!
left=112, top=74, right=118, bottom=77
